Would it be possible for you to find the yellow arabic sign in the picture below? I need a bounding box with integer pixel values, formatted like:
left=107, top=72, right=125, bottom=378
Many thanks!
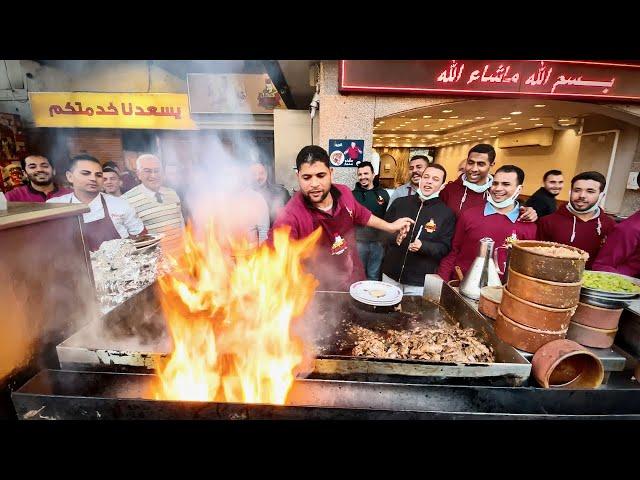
left=29, top=92, right=198, bottom=130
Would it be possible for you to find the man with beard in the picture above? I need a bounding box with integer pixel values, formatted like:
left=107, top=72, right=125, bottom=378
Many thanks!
left=382, top=165, right=456, bottom=295
left=271, top=145, right=414, bottom=291
left=539, top=171, right=615, bottom=269
left=352, top=161, right=390, bottom=281
left=47, top=154, right=145, bottom=251
left=525, top=169, right=564, bottom=218
left=440, top=144, right=537, bottom=222
left=438, top=165, right=537, bottom=281
left=249, top=160, right=290, bottom=226
left=5, top=154, right=71, bottom=202
left=387, top=155, right=429, bottom=208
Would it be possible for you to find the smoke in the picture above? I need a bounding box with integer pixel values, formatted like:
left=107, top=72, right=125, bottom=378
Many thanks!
left=2, top=60, right=327, bottom=404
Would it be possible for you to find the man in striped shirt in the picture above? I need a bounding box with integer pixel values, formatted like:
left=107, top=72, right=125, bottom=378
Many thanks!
left=122, top=154, right=185, bottom=255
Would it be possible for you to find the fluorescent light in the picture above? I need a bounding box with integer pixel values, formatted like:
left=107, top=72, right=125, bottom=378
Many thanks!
left=501, top=117, right=511, bottom=120
left=442, top=109, right=453, bottom=113
left=515, top=127, right=522, bottom=130
left=535, top=123, right=544, bottom=127
left=534, top=104, right=546, bottom=108
left=438, top=118, right=445, bottom=121
left=449, top=115, right=459, bottom=118
left=510, top=111, right=522, bottom=115
left=423, top=115, right=432, bottom=118
left=529, top=118, right=539, bottom=121
left=475, top=116, right=485, bottom=119
left=509, top=122, right=517, bottom=125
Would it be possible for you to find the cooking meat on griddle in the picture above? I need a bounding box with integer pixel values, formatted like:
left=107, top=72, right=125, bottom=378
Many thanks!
left=351, top=323, right=494, bottom=363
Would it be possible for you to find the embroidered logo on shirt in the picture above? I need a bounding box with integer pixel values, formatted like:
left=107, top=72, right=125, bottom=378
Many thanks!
left=503, top=232, right=519, bottom=247
left=331, top=234, right=348, bottom=255
left=377, top=195, right=386, bottom=206
left=425, top=218, right=437, bottom=233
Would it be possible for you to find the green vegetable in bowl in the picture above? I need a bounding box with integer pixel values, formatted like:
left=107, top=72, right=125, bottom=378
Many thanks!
left=582, top=271, right=640, bottom=294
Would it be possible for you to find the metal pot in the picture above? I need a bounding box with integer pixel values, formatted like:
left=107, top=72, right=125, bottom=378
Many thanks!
left=572, top=302, right=623, bottom=330
left=500, top=287, right=576, bottom=331
left=479, top=286, right=502, bottom=320
left=509, top=240, right=587, bottom=283
left=567, top=321, right=617, bottom=349
left=495, top=308, right=567, bottom=353
left=506, top=268, right=581, bottom=309
left=531, top=339, right=604, bottom=389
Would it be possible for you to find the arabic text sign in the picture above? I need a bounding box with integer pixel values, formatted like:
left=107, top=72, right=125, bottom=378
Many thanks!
left=29, top=92, right=198, bottom=129
left=339, top=60, right=640, bottom=101
left=329, top=139, right=364, bottom=168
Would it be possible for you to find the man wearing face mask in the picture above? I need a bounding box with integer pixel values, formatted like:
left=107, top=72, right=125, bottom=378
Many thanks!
left=382, top=164, right=456, bottom=295
left=438, top=165, right=537, bottom=281
left=538, top=171, right=615, bottom=269
left=440, top=144, right=538, bottom=222
left=387, top=155, right=430, bottom=208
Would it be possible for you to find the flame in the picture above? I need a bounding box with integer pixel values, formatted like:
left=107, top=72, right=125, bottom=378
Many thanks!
left=153, top=222, right=321, bottom=405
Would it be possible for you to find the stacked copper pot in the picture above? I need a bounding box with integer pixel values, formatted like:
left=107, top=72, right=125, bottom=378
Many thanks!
left=566, top=301, right=623, bottom=348
left=495, top=241, right=587, bottom=353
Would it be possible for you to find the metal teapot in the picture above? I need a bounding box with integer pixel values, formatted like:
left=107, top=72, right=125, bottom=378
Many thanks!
left=459, top=237, right=502, bottom=300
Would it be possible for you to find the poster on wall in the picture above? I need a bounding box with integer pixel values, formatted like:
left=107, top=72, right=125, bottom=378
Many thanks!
left=409, top=147, right=436, bottom=163
left=0, top=113, right=27, bottom=193
left=328, top=139, right=364, bottom=168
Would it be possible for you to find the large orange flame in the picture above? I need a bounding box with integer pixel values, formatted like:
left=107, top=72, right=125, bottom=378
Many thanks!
left=153, top=223, right=321, bottom=405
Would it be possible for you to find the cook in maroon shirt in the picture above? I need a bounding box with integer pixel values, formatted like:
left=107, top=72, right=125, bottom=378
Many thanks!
left=5, top=154, right=71, bottom=202
left=538, top=171, right=615, bottom=269
left=271, top=145, right=414, bottom=291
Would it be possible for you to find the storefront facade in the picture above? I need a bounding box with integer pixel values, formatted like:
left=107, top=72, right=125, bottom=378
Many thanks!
left=313, top=60, right=640, bottom=216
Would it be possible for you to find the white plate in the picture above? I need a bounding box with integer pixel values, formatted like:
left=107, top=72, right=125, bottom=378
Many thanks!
left=350, top=280, right=403, bottom=306
left=133, top=242, right=160, bottom=254
left=133, top=234, right=164, bottom=248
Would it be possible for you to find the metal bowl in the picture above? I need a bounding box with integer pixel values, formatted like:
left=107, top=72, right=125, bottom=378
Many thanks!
left=581, top=270, right=640, bottom=300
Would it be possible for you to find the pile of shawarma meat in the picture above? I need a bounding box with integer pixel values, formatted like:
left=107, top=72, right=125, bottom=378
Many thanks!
left=350, top=323, right=495, bottom=363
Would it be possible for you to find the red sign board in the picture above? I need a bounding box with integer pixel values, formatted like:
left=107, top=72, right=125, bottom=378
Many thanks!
left=339, top=60, right=640, bottom=102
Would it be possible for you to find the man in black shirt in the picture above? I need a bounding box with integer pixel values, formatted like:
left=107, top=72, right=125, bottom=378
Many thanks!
left=525, top=169, right=564, bottom=218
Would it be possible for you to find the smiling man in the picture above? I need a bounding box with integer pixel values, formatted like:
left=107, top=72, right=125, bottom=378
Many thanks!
left=438, top=165, right=537, bottom=281
left=525, top=169, right=564, bottom=218
left=352, top=161, right=390, bottom=281
left=538, top=171, right=615, bottom=269
left=5, top=154, right=71, bottom=202
left=47, top=154, right=145, bottom=251
left=388, top=155, right=430, bottom=208
left=382, top=165, right=456, bottom=295
left=271, top=145, right=414, bottom=291
left=440, top=144, right=537, bottom=222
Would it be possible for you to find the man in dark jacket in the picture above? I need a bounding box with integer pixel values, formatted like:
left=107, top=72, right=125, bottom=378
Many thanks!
left=382, top=164, right=456, bottom=295
left=352, top=161, right=390, bottom=280
left=525, top=169, right=563, bottom=218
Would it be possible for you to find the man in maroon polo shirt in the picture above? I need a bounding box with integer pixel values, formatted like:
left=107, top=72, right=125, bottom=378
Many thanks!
left=537, top=171, right=615, bottom=269
left=440, top=143, right=537, bottom=222
left=271, top=145, right=414, bottom=291
left=438, top=165, right=538, bottom=281
left=5, top=154, right=71, bottom=202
